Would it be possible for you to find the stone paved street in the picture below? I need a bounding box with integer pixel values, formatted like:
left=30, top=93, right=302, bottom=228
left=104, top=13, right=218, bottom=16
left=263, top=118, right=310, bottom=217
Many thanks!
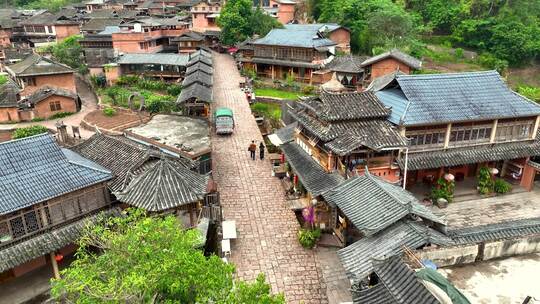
left=211, top=53, right=328, bottom=303
left=316, top=247, right=352, bottom=304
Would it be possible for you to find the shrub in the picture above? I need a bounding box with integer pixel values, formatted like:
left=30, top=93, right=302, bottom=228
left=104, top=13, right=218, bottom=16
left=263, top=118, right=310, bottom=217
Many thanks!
left=166, top=84, right=182, bottom=96
left=136, top=79, right=168, bottom=91
left=12, top=125, right=48, bottom=139
left=494, top=179, right=512, bottom=194
left=477, top=53, right=508, bottom=74
left=431, top=177, right=455, bottom=203
left=302, top=85, right=316, bottom=95
left=454, top=47, right=464, bottom=59
left=242, top=67, right=257, bottom=80
left=90, top=74, right=106, bottom=88
left=0, top=75, right=8, bottom=85
left=477, top=167, right=494, bottom=195
left=517, top=85, right=540, bottom=103
left=49, top=112, right=74, bottom=119
left=103, top=107, right=116, bottom=117
left=116, top=75, right=140, bottom=86
left=297, top=228, right=321, bottom=249
left=31, top=117, right=45, bottom=122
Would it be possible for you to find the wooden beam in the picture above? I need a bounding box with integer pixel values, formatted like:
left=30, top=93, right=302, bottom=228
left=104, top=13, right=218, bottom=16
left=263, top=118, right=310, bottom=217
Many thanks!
left=50, top=252, right=60, bottom=280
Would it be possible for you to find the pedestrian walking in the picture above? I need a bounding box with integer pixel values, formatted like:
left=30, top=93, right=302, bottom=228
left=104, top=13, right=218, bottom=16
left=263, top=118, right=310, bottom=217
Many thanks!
left=248, top=140, right=256, bottom=160
left=259, top=142, right=265, bottom=160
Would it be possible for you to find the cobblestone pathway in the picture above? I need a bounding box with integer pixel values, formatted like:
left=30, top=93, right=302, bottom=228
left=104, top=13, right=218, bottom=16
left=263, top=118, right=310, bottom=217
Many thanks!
left=211, top=53, right=328, bottom=303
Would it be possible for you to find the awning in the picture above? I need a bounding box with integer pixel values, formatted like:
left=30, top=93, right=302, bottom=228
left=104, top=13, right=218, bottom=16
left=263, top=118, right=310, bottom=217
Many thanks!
left=267, top=134, right=283, bottom=146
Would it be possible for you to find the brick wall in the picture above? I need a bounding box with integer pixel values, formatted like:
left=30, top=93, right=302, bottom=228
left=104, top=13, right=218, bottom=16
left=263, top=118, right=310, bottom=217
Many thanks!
left=31, top=73, right=77, bottom=94
left=55, top=24, right=81, bottom=41
left=277, top=3, right=295, bottom=24
left=329, top=29, right=350, bottom=53
left=370, top=58, right=411, bottom=80
left=33, top=94, right=77, bottom=119
left=192, top=13, right=210, bottom=29
left=0, top=107, right=20, bottom=123
left=0, top=29, right=11, bottom=47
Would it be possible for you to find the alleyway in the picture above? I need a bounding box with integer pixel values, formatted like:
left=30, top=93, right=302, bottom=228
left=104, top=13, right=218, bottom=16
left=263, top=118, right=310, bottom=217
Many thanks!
left=211, top=53, right=328, bottom=303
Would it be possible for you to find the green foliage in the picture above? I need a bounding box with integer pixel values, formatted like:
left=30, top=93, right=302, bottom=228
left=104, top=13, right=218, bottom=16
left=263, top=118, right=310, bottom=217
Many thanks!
left=49, top=112, right=74, bottom=119
left=477, top=167, right=494, bottom=195
left=241, top=67, right=257, bottom=80
left=51, top=209, right=284, bottom=303
left=136, top=78, right=168, bottom=91
left=102, top=107, right=116, bottom=117
left=90, top=74, right=106, bottom=88
left=21, top=0, right=78, bottom=11
left=297, top=228, right=321, bottom=249
left=144, top=94, right=176, bottom=113
left=116, top=75, right=140, bottom=86
left=494, top=179, right=512, bottom=194
left=302, top=85, right=316, bottom=95
left=454, top=47, right=464, bottom=59
left=477, top=53, right=509, bottom=73
left=31, top=117, right=45, bottom=122
left=517, top=85, right=540, bottom=102
left=251, top=102, right=281, bottom=121
left=431, top=177, right=455, bottom=203
left=218, top=0, right=282, bottom=45
left=0, top=75, right=7, bottom=85
left=166, top=84, right=183, bottom=96
left=46, top=35, right=87, bottom=73
left=254, top=88, right=304, bottom=99
left=12, top=125, right=48, bottom=139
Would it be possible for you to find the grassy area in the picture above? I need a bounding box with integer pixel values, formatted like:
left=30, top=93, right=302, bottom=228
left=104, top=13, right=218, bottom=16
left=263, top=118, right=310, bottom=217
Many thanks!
left=255, top=88, right=304, bottom=100
left=250, top=102, right=281, bottom=121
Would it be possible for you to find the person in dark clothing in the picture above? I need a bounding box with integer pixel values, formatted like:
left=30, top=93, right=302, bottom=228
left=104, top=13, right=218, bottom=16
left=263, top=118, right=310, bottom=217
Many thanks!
left=259, top=142, right=265, bottom=160
left=248, top=140, right=256, bottom=160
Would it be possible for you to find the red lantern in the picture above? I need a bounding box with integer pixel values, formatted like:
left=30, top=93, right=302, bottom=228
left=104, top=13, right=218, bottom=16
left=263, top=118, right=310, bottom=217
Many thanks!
left=280, top=153, right=285, bottom=163
left=293, top=175, right=298, bottom=185
left=55, top=254, right=64, bottom=262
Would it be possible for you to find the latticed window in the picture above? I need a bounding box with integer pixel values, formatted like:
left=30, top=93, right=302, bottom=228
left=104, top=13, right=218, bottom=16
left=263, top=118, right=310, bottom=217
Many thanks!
left=49, top=100, right=62, bottom=111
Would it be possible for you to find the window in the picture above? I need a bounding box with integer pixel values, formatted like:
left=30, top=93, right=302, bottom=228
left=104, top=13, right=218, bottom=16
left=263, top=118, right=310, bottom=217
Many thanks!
left=449, top=124, right=492, bottom=146
left=407, top=130, right=445, bottom=148
left=50, top=100, right=62, bottom=111
left=496, top=119, right=534, bottom=142
left=25, top=77, right=36, bottom=86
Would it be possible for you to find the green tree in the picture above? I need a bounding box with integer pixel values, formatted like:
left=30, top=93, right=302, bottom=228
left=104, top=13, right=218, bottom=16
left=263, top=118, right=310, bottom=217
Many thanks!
left=12, top=125, right=48, bottom=139
left=51, top=210, right=285, bottom=304
left=46, top=35, right=88, bottom=73
left=218, top=0, right=282, bottom=45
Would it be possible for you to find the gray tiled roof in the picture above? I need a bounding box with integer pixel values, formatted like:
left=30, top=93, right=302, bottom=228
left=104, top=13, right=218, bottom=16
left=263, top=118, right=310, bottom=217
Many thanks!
left=118, top=53, right=190, bottom=66
left=177, top=82, right=213, bottom=104
left=182, top=70, right=213, bottom=88
left=0, top=208, right=120, bottom=273
left=19, top=11, right=79, bottom=25
left=280, top=142, right=344, bottom=196
left=171, top=31, right=205, bottom=42
left=399, top=139, right=540, bottom=171
left=186, top=54, right=212, bottom=67
left=338, top=220, right=453, bottom=282
left=274, top=122, right=298, bottom=144
left=361, top=49, right=422, bottom=70
left=366, top=71, right=404, bottom=92
left=449, top=217, right=540, bottom=245
left=186, top=62, right=213, bottom=75
left=323, top=173, right=444, bottom=236
left=6, top=54, right=74, bottom=77
left=73, top=134, right=197, bottom=192
left=351, top=256, right=439, bottom=304
left=326, top=55, right=367, bottom=74
left=81, top=17, right=123, bottom=32
left=115, top=159, right=209, bottom=211
left=376, top=71, right=540, bottom=126
left=253, top=24, right=339, bottom=48
left=291, top=92, right=407, bottom=154
left=0, top=77, right=20, bottom=108
left=0, top=134, right=112, bottom=216
left=248, top=57, right=323, bottom=69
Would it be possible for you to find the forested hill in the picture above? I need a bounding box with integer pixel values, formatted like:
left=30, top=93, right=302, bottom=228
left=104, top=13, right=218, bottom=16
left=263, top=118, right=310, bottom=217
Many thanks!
left=307, top=0, right=540, bottom=68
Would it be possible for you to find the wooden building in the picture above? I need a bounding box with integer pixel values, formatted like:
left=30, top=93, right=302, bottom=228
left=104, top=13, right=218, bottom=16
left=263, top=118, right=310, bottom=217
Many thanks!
left=12, top=10, right=81, bottom=47
left=177, top=50, right=213, bottom=117
left=238, top=24, right=350, bottom=84
left=375, top=70, right=540, bottom=192
left=0, top=134, right=114, bottom=284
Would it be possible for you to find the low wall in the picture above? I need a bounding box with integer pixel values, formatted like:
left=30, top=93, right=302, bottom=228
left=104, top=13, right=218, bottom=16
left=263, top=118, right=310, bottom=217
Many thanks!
left=415, top=233, right=540, bottom=268
left=483, top=235, right=540, bottom=261
left=417, top=244, right=479, bottom=268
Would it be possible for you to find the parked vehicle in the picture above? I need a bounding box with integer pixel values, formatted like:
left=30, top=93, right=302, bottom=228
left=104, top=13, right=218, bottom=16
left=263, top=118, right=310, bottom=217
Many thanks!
left=215, top=107, right=235, bottom=135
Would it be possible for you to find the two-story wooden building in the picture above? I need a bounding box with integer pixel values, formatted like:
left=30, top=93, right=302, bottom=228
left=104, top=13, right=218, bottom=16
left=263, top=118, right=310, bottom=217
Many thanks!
left=288, top=91, right=407, bottom=182
left=238, top=23, right=350, bottom=84
left=375, top=71, right=540, bottom=193
left=12, top=10, right=81, bottom=47
left=190, top=0, right=221, bottom=31
left=0, top=134, right=114, bottom=285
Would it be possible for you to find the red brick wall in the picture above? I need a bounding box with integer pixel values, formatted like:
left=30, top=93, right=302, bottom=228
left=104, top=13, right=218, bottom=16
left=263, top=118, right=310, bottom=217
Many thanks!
left=192, top=13, right=210, bottom=29
left=55, top=24, right=81, bottom=41
left=33, top=95, right=77, bottom=119
left=370, top=58, right=412, bottom=80
left=0, top=107, right=20, bottom=123
left=329, top=29, right=350, bottom=53
left=277, top=3, right=295, bottom=24
left=0, top=29, right=11, bottom=47
left=31, top=73, right=77, bottom=93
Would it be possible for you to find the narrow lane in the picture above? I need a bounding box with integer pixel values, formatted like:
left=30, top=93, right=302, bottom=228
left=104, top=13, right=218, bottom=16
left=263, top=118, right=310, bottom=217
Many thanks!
left=211, top=53, right=328, bottom=303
